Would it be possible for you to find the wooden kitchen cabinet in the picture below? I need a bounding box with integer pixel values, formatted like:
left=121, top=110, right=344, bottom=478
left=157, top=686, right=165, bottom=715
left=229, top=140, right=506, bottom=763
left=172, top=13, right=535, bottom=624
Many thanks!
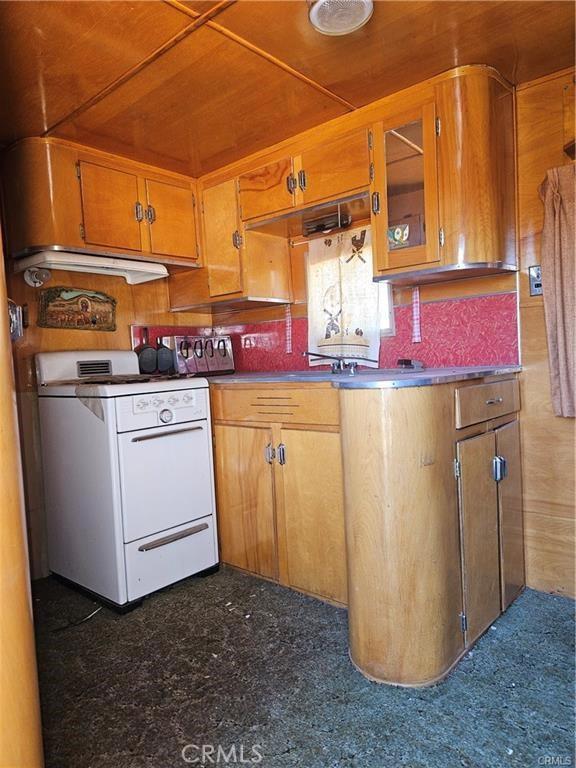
left=371, top=70, right=516, bottom=282
left=238, top=156, right=296, bottom=221
left=456, top=431, right=501, bottom=644
left=202, top=178, right=243, bottom=296
left=1, top=137, right=201, bottom=264
left=210, top=384, right=347, bottom=604
left=370, top=102, right=440, bottom=273
left=212, top=424, right=277, bottom=579
left=276, top=428, right=347, bottom=604
left=144, top=178, right=198, bottom=260
left=298, top=127, right=370, bottom=206
left=339, top=374, right=524, bottom=686
left=79, top=160, right=144, bottom=252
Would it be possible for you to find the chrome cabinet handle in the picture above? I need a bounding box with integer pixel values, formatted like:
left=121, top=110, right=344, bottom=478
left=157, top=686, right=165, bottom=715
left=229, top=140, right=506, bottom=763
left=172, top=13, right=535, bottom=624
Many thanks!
left=491, top=455, right=507, bottom=482
left=297, top=169, right=307, bottom=191
left=145, top=204, right=156, bottom=224
left=486, top=397, right=504, bottom=405
left=264, top=443, right=276, bottom=464
left=232, top=230, right=243, bottom=249
left=131, top=425, right=203, bottom=443
left=277, top=443, right=286, bottom=465
left=135, top=201, right=144, bottom=222
left=286, top=173, right=297, bottom=194
left=371, top=191, right=381, bottom=215
left=138, top=522, right=209, bottom=551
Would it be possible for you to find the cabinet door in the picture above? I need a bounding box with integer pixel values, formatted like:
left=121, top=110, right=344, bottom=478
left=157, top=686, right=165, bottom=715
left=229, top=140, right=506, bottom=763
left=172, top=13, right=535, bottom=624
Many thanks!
left=371, top=103, right=440, bottom=274
left=238, top=157, right=295, bottom=220
left=213, top=425, right=277, bottom=579
left=202, top=179, right=243, bottom=297
left=79, top=161, right=143, bottom=251
left=276, top=429, right=347, bottom=603
left=495, top=420, right=525, bottom=609
left=146, top=178, right=198, bottom=260
left=457, top=431, right=501, bottom=645
left=299, top=128, right=370, bottom=206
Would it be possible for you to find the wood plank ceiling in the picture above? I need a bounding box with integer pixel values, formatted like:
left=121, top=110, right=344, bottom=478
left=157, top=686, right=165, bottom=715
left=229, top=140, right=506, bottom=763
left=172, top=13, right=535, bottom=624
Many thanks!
left=0, top=0, right=573, bottom=176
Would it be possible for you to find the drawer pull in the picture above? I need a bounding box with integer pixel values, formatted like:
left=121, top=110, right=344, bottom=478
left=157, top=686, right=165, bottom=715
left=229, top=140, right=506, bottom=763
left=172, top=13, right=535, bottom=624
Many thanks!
left=138, top=522, right=209, bottom=551
left=485, top=397, right=504, bottom=405
left=264, top=443, right=276, bottom=464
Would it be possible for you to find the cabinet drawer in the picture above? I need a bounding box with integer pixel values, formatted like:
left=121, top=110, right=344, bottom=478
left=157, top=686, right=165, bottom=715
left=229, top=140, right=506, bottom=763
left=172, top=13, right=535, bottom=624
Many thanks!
left=211, top=387, right=339, bottom=426
left=455, top=379, right=519, bottom=428
left=125, top=516, right=217, bottom=601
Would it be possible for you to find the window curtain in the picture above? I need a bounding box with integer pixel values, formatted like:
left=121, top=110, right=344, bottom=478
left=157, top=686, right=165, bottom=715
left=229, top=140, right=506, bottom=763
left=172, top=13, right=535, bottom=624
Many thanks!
left=539, top=164, right=575, bottom=418
left=307, top=227, right=380, bottom=367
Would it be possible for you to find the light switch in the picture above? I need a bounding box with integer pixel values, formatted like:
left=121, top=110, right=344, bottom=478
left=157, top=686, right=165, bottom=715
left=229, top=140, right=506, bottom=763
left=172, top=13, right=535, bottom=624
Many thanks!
left=529, top=265, right=543, bottom=296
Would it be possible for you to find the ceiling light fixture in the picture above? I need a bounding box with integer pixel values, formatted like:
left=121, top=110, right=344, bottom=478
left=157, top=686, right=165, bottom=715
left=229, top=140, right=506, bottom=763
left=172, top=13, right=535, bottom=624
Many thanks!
left=308, top=0, right=374, bottom=36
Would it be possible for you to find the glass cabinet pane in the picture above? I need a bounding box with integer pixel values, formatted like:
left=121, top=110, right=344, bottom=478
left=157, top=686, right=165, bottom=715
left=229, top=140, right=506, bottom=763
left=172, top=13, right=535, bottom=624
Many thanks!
left=385, top=120, right=425, bottom=250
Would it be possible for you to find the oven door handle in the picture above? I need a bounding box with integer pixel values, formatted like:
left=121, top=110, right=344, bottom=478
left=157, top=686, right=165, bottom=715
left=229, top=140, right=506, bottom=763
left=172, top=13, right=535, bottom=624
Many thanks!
left=131, top=425, right=203, bottom=443
left=138, top=522, right=209, bottom=551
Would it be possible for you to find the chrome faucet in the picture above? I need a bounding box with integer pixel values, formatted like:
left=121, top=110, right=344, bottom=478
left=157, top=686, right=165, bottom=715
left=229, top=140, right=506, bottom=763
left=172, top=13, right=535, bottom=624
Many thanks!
left=302, top=351, right=375, bottom=375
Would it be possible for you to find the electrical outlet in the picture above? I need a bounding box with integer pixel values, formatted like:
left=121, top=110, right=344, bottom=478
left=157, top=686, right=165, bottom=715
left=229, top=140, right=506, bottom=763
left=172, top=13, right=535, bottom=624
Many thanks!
left=529, top=265, right=543, bottom=296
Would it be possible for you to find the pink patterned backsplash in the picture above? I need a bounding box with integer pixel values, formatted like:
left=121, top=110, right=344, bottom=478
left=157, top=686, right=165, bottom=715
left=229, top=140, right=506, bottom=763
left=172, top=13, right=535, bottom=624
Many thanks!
left=135, top=292, right=518, bottom=372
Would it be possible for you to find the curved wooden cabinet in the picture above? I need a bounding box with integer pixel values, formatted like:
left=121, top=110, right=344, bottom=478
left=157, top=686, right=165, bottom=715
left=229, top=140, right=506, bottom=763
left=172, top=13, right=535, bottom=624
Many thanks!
left=339, top=375, right=523, bottom=686
left=1, top=138, right=200, bottom=265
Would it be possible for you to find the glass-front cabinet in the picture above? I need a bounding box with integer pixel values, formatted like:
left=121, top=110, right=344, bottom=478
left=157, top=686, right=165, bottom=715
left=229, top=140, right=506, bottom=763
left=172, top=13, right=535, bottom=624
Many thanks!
left=370, top=102, right=440, bottom=276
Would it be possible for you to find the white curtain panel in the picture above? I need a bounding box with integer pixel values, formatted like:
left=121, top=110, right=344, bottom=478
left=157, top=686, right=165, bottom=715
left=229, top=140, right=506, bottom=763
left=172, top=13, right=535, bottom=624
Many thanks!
left=307, top=226, right=380, bottom=367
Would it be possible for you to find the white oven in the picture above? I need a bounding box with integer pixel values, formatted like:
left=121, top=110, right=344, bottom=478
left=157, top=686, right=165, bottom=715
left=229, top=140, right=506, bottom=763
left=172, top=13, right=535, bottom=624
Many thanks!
left=36, top=350, right=219, bottom=607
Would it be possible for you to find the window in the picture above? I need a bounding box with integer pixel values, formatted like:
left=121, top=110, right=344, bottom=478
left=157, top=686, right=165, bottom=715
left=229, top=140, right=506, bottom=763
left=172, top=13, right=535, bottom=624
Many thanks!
left=306, top=226, right=395, bottom=368
left=379, top=282, right=395, bottom=336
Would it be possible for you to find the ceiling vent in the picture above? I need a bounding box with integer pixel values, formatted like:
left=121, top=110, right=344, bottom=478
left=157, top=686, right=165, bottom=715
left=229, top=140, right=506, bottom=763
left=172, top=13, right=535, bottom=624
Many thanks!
left=308, top=0, right=374, bottom=36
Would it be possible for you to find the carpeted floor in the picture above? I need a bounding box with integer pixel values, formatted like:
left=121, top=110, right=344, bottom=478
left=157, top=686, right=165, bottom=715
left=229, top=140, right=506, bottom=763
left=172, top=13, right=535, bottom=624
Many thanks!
left=33, top=567, right=574, bottom=768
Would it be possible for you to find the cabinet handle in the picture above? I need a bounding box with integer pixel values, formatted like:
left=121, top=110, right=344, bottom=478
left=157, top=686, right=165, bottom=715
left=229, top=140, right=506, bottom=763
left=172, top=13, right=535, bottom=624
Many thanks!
left=491, top=455, right=507, bottom=482
left=264, top=443, right=276, bottom=464
left=232, top=230, right=243, bottom=249
left=485, top=397, right=504, bottom=405
left=371, top=191, right=381, bottom=215
left=146, top=204, right=156, bottom=224
left=277, top=443, right=286, bottom=465
left=286, top=173, right=297, bottom=194
left=135, top=201, right=144, bottom=222
left=297, top=169, right=307, bottom=192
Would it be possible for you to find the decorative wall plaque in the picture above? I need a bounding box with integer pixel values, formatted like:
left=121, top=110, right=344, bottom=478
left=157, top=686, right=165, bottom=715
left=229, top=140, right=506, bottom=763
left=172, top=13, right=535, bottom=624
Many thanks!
left=38, top=287, right=117, bottom=331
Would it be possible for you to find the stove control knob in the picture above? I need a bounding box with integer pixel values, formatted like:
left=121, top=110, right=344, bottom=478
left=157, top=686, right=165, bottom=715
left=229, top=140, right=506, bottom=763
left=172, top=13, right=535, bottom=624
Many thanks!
left=183, top=393, right=195, bottom=404
left=167, top=395, right=179, bottom=406
left=159, top=409, right=173, bottom=424
left=136, top=398, right=150, bottom=410
left=152, top=397, right=164, bottom=408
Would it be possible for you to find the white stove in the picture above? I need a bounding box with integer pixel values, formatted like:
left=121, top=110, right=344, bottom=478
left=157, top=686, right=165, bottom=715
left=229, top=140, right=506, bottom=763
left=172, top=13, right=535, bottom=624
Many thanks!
left=36, top=350, right=219, bottom=607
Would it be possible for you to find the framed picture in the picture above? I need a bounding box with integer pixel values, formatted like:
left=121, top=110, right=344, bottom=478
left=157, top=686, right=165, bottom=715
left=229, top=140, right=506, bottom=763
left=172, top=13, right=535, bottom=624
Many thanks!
left=37, top=287, right=117, bottom=331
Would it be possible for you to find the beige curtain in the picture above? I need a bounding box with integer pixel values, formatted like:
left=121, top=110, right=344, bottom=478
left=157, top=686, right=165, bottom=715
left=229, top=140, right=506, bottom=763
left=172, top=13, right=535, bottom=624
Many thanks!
left=539, top=164, right=576, bottom=418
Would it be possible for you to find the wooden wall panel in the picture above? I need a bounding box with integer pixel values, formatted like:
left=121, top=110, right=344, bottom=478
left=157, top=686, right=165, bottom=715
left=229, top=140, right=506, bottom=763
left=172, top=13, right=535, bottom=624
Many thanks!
left=0, top=231, right=44, bottom=766
left=516, top=69, right=575, bottom=597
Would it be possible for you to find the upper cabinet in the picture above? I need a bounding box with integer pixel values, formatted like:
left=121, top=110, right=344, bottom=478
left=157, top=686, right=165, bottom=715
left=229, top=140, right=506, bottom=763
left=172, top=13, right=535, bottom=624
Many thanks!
left=371, top=71, right=516, bottom=282
left=370, top=103, right=440, bottom=273
left=297, top=128, right=370, bottom=206
left=1, top=138, right=201, bottom=266
left=237, top=128, right=371, bottom=222
left=238, top=157, right=296, bottom=221
left=203, top=179, right=243, bottom=297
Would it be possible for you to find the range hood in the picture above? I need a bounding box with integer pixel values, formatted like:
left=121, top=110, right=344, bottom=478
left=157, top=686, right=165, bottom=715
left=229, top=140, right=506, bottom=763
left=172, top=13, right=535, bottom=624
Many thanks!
left=13, top=249, right=168, bottom=284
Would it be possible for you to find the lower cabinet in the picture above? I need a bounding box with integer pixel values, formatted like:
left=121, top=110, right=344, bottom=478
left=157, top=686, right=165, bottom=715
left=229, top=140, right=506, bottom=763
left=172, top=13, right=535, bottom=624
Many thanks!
left=211, top=399, right=347, bottom=605
left=213, top=424, right=277, bottom=580
left=456, top=418, right=525, bottom=645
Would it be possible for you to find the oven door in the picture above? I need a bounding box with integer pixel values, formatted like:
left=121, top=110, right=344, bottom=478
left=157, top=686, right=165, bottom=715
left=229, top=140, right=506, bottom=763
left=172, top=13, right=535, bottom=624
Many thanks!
left=117, top=420, right=214, bottom=543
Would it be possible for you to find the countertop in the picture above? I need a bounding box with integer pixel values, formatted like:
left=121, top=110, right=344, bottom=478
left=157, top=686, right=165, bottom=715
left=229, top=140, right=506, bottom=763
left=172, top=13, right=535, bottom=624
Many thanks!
left=209, top=365, right=522, bottom=389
